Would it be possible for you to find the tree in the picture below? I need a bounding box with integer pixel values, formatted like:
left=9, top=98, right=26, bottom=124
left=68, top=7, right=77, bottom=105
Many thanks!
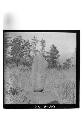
left=47, top=44, right=60, bottom=68
left=4, top=32, right=12, bottom=65
left=7, top=36, right=32, bottom=67
left=63, top=58, right=72, bottom=69
left=40, top=39, right=46, bottom=54
left=10, top=36, right=23, bottom=66
left=30, top=36, right=39, bottom=56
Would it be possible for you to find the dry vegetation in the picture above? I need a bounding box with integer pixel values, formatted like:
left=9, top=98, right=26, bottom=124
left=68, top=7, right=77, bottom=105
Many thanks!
left=4, top=65, right=76, bottom=104
left=4, top=34, right=76, bottom=104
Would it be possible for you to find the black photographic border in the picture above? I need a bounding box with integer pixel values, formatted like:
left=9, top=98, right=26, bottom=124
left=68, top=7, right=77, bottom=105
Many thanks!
left=3, top=30, right=80, bottom=109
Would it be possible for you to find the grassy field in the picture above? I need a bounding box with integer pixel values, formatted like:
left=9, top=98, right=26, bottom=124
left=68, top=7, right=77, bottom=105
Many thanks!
left=4, top=65, right=76, bottom=104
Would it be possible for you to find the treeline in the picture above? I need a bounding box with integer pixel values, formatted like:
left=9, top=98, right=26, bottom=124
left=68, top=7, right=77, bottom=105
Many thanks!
left=4, top=33, right=75, bottom=70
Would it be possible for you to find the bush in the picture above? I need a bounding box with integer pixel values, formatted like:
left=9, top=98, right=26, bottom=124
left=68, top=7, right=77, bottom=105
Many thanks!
left=63, top=58, right=72, bottom=70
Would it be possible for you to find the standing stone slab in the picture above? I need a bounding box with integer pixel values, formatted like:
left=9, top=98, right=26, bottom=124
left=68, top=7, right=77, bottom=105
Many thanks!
left=31, top=52, right=48, bottom=91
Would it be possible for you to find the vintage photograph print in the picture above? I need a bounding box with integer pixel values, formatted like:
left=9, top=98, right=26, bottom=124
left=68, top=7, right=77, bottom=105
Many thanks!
left=3, top=30, right=80, bottom=109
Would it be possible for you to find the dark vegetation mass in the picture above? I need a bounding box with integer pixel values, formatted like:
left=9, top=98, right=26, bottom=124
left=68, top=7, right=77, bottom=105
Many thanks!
left=4, top=33, right=75, bottom=70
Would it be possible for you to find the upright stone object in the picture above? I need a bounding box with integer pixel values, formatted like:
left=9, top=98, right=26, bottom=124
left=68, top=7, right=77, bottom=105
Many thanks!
left=31, top=52, right=48, bottom=92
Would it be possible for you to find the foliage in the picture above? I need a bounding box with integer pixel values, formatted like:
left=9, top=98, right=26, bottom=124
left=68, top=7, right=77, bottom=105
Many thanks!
left=60, top=81, right=76, bottom=103
left=30, top=36, right=38, bottom=55
left=45, top=44, right=60, bottom=68
left=40, top=39, right=46, bottom=53
left=56, top=62, right=63, bottom=70
left=63, top=58, right=72, bottom=69
left=4, top=32, right=12, bottom=65
left=4, top=35, right=60, bottom=69
left=5, top=36, right=32, bottom=67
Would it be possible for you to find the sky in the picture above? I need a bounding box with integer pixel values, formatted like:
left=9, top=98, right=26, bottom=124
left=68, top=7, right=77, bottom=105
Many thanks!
left=8, top=32, right=76, bottom=59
